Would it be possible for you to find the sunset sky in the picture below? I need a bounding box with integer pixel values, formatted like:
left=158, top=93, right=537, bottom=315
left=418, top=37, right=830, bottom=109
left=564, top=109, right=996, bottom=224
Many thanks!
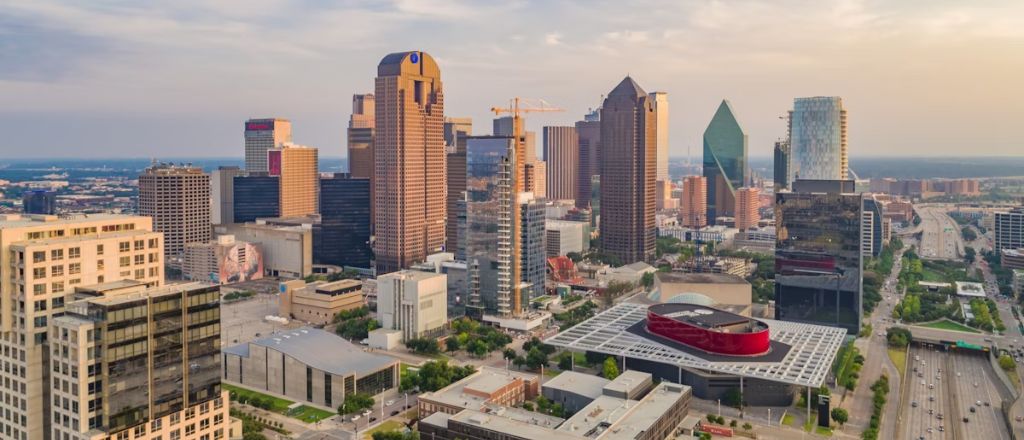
left=2, top=0, right=1022, bottom=158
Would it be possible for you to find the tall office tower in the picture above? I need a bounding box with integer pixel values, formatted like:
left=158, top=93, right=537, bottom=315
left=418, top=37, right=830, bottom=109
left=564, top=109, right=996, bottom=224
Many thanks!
left=656, top=180, right=677, bottom=211
left=244, top=118, right=292, bottom=172
left=790, top=97, right=848, bottom=180
left=444, top=117, right=473, bottom=147
left=702, top=100, right=748, bottom=224
left=232, top=174, right=280, bottom=222
left=495, top=117, right=545, bottom=198
left=680, top=176, right=707, bottom=228
left=210, top=165, right=244, bottom=224
left=774, top=185, right=863, bottom=334
left=51, top=282, right=227, bottom=440
left=734, top=187, right=760, bottom=230
left=576, top=109, right=601, bottom=209
left=773, top=140, right=791, bottom=191
left=493, top=116, right=515, bottom=138
left=22, top=190, right=56, bottom=215
left=650, top=91, right=670, bottom=182
left=600, top=77, right=656, bottom=264
left=348, top=94, right=376, bottom=179
left=995, top=207, right=1024, bottom=251
left=268, top=144, right=319, bottom=218
left=374, top=51, right=446, bottom=274
left=463, top=136, right=516, bottom=318
left=862, top=195, right=884, bottom=257
left=319, top=173, right=373, bottom=268
left=543, top=126, right=579, bottom=202
left=520, top=194, right=546, bottom=303
left=446, top=137, right=467, bottom=258
left=0, top=214, right=163, bottom=440
left=138, top=162, right=211, bottom=263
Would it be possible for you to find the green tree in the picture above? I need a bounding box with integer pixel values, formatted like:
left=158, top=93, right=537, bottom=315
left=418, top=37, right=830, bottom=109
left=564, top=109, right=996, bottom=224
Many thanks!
left=602, top=357, right=620, bottom=379
left=722, top=387, right=742, bottom=408
left=445, top=337, right=460, bottom=352
left=1000, top=354, right=1016, bottom=371
left=831, top=407, right=849, bottom=426
left=640, top=272, right=655, bottom=289
left=742, top=422, right=753, bottom=431
left=525, top=347, right=549, bottom=370
left=557, top=352, right=573, bottom=371
left=372, top=431, right=419, bottom=440
left=503, top=348, right=517, bottom=360
left=338, top=393, right=374, bottom=415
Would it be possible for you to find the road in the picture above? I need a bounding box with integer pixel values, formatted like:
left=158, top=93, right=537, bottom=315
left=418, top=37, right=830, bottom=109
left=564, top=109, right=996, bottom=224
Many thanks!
left=948, top=351, right=1012, bottom=440
left=901, top=345, right=951, bottom=440
left=915, top=205, right=963, bottom=260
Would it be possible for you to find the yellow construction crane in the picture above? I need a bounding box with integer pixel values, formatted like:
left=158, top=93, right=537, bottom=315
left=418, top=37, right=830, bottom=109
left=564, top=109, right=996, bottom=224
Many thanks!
left=489, top=98, right=563, bottom=317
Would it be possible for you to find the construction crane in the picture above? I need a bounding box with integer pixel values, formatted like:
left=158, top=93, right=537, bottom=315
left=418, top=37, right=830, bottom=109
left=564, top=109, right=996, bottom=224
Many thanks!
left=488, top=98, right=563, bottom=317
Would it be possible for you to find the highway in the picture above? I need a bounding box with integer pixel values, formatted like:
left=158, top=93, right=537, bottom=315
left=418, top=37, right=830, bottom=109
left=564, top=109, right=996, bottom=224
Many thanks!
left=948, top=351, right=1011, bottom=440
left=901, top=345, right=951, bottom=439
left=915, top=205, right=963, bottom=260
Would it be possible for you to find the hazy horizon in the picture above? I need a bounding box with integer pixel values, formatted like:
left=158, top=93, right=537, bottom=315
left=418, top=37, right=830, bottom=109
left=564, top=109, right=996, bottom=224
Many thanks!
left=2, top=0, right=1023, bottom=159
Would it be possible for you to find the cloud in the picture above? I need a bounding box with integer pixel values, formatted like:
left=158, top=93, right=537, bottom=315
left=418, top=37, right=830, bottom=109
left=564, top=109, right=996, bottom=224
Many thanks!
left=544, top=32, right=562, bottom=46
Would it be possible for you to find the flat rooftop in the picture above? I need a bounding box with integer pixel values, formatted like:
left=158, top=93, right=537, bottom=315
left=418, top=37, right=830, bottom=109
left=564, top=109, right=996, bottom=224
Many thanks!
left=601, top=370, right=651, bottom=396
left=545, top=303, right=846, bottom=388
left=0, top=213, right=143, bottom=229
left=223, top=327, right=396, bottom=377
left=419, top=366, right=537, bottom=411
left=656, top=272, right=748, bottom=284
left=649, top=303, right=758, bottom=330
left=448, top=409, right=578, bottom=440
left=542, top=371, right=609, bottom=399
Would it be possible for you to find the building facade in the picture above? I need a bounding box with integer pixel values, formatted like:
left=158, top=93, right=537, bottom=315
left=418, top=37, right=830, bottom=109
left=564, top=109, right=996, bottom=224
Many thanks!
left=279, top=279, right=365, bottom=325
left=543, top=126, right=579, bottom=202
left=600, top=77, right=656, bottom=264
left=347, top=94, right=376, bottom=180
left=268, top=144, right=319, bottom=218
left=51, top=282, right=226, bottom=440
left=520, top=195, right=547, bottom=302
left=244, top=118, right=292, bottom=173
left=789, top=97, right=848, bottom=181
left=231, top=175, right=280, bottom=223
left=703, top=100, right=748, bottom=224
left=319, top=174, right=372, bottom=269
left=773, top=140, right=790, bottom=191
left=651, top=91, right=670, bottom=182
left=575, top=109, right=601, bottom=210
left=545, top=220, right=587, bottom=257
left=680, top=176, right=707, bottom=228
left=734, top=187, right=760, bottom=231
left=211, top=166, right=244, bottom=225
left=138, top=163, right=211, bottom=264
left=377, top=270, right=448, bottom=341
left=995, top=208, right=1024, bottom=251
left=182, top=235, right=263, bottom=284
left=374, top=51, right=446, bottom=274
left=22, top=190, right=56, bottom=215
left=216, top=222, right=312, bottom=279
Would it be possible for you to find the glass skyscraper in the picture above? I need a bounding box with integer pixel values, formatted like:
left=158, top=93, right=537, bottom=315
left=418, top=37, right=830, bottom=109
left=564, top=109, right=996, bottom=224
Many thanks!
left=774, top=190, right=863, bottom=334
left=464, top=136, right=516, bottom=318
left=702, top=99, right=748, bottom=223
left=319, top=173, right=373, bottom=268
left=790, top=97, right=848, bottom=181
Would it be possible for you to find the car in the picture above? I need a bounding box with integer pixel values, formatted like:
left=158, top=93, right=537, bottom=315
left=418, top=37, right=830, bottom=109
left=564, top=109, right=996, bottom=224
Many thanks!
left=351, top=415, right=361, bottom=421
left=929, top=384, right=934, bottom=389
left=929, top=409, right=934, bottom=415
left=974, top=382, right=979, bottom=387
left=957, top=372, right=962, bottom=377
left=977, top=400, right=983, bottom=406
left=929, top=396, right=935, bottom=402
left=970, top=407, right=976, bottom=413
left=939, top=426, right=945, bottom=432
left=386, top=400, right=395, bottom=406
left=370, top=417, right=377, bottom=423
left=937, top=413, right=944, bottom=420
left=912, top=401, right=919, bottom=408
left=391, top=410, right=400, bottom=416
left=964, top=417, right=970, bottom=423
left=921, top=380, right=926, bottom=386
left=927, top=428, right=933, bottom=433
left=985, top=402, right=991, bottom=407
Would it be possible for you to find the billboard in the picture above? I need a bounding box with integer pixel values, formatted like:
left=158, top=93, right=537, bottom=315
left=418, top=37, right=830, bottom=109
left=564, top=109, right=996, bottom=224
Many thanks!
left=246, top=120, right=274, bottom=131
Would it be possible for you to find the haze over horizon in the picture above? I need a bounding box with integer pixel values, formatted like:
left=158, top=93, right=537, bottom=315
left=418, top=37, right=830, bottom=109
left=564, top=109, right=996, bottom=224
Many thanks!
left=2, top=0, right=1022, bottom=159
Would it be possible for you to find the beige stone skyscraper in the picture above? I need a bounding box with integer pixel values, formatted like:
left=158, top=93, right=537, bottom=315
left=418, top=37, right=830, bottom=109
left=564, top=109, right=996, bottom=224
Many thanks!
left=268, top=143, right=319, bottom=218
left=735, top=187, right=760, bottom=230
left=0, top=214, right=163, bottom=440
left=374, top=51, right=446, bottom=274
left=543, top=126, right=578, bottom=202
left=651, top=91, right=669, bottom=182
left=348, top=94, right=375, bottom=179
left=138, top=162, right=211, bottom=263
left=244, top=118, right=292, bottom=172
left=680, top=175, right=707, bottom=228
left=600, top=77, right=656, bottom=264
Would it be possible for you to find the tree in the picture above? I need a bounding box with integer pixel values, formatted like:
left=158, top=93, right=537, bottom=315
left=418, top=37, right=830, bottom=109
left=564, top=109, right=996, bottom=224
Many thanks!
left=742, top=422, right=753, bottom=431
left=886, top=327, right=911, bottom=348
left=567, top=252, right=583, bottom=262
left=557, top=351, right=573, bottom=371
left=526, top=347, right=549, bottom=370
left=831, top=407, right=849, bottom=426
left=602, top=357, right=620, bottom=379
left=338, top=393, right=374, bottom=415
left=1000, top=354, right=1016, bottom=371
left=445, top=337, right=460, bottom=352
left=372, top=431, right=419, bottom=440
left=641, top=272, right=655, bottom=289
left=503, top=348, right=517, bottom=361
left=513, top=355, right=526, bottom=370
left=722, top=387, right=742, bottom=408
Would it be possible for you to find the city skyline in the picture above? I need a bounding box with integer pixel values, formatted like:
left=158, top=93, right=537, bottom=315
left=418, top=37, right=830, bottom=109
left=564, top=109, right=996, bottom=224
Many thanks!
left=2, top=1, right=1023, bottom=159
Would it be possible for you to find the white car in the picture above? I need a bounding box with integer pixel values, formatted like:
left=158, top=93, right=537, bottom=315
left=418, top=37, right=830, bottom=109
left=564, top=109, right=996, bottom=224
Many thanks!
left=386, top=400, right=395, bottom=406
left=351, top=415, right=361, bottom=421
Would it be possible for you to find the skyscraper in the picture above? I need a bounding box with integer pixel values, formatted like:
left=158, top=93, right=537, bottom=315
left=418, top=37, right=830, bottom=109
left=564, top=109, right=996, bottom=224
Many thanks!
left=138, top=162, right=211, bottom=262
left=22, top=190, right=56, bottom=215
left=444, top=117, right=473, bottom=147
left=774, top=186, right=863, bottom=334
left=463, top=136, right=516, bottom=317
left=702, top=100, right=748, bottom=224
left=543, top=126, right=578, bottom=202
left=244, top=118, right=292, bottom=172
left=211, top=165, right=244, bottom=224
left=495, top=117, right=545, bottom=198
left=650, top=91, right=670, bottom=182
left=0, top=214, right=163, bottom=440
left=233, top=174, right=280, bottom=222
left=680, top=176, right=707, bottom=228
left=320, top=173, right=373, bottom=268
left=446, top=134, right=468, bottom=258
left=268, top=144, right=319, bottom=218
left=773, top=140, right=791, bottom=191
left=374, top=51, right=446, bottom=274
left=348, top=94, right=376, bottom=179
left=995, top=207, right=1024, bottom=251
left=519, top=194, right=546, bottom=302
left=734, top=187, right=760, bottom=231
left=790, top=97, right=848, bottom=180
left=576, top=109, right=601, bottom=209
left=600, top=77, right=656, bottom=264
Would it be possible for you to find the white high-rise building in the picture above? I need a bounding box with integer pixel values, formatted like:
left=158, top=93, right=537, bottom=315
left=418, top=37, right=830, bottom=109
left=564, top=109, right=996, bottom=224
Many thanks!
left=789, top=97, right=847, bottom=181
left=377, top=270, right=448, bottom=342
left=651, top=92, right=670, bottom=182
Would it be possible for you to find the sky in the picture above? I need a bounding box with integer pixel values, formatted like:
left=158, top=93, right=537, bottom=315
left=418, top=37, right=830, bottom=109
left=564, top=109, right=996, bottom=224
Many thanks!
left=1, top=0, right=1023, bottom=160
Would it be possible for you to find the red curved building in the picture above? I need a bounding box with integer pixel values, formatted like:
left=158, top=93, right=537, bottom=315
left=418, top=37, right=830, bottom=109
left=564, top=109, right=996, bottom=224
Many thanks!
left=645, top=303, right=771, bottom=356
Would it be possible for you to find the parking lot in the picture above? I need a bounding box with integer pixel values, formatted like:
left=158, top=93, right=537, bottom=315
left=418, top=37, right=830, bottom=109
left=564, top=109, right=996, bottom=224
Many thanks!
left=901, top=345, right=1011, bottom=440
left=221, top=292, right=304, bottom=346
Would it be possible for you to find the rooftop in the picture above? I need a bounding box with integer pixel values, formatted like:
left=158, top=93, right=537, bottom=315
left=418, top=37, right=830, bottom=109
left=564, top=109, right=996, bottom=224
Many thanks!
left=541, top=371, right=609, bottom=399
left=648, top=303, right=760, bottom=330
left=601, top=370, right=651, bottom=396
left=545, top=303, right=846, bottom=388
left=656, top=272, right=748, bottom=285
left=420, top=366, right=537, bottom=411
left=223, top=327, right=397, bottom=377
left=0, top=213, right=145, bottom=230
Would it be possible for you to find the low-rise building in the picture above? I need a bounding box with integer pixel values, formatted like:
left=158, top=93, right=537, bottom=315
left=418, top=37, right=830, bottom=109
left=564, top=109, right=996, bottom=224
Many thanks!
left=1002, top=248, right=1024, bottom=270
left=222, top=328, right=399, bottom=408
left=418, top=366, right=540, bottom=418
left=651, top=272, right=753, bottom=316
left=1013, top=270, right=1024, bottom=297
left=598, top=262, right=657, bottom=287
left=182, top=234, right=264, bottom=284
left=546, top=220, right=589, bottom=257
left=377, top=270, right=448, bottom=342
left=215, top=221, right=313, bottom=278
left=955, top=281, right=986, bottom=298
left=279, top=279, right=364, bottom=325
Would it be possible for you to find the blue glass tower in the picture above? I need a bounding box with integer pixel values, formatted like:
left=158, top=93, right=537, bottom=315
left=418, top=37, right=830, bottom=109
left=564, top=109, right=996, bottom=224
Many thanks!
left=702, top=100, right=748, bottom=224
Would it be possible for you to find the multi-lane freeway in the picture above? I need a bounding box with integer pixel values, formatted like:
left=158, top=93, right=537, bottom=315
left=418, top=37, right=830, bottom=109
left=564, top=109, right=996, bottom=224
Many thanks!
left=916, top=205, right=963, bottom=260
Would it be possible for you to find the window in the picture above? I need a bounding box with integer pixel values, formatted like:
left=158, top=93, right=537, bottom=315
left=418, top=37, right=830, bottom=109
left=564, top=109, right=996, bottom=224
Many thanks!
left=97, top=260, right=104, bottom=270
left=134, top=255, right=145, bottom=265
left=33, top=284, right=46, bottom=295
left=151, top=418, right=162, bottom=432
left=134, top=240, right=144, bottom=251
left=119, top=256, right=130, bottom=268
left=51, top=265, right=63, bottom=277
left=96, top=244, right=104, bottom=256
left=119, top=242, right=130, bottom=252
left=149, top=238, right=159, bottom=248
left=51, top=249, right=63, bottom=261
left=32, top=268, right=46, bottom=279
left=33, top=251, right=45, bottom=263
left=135, top=269, right=145, bottom=279
left=185, top=424, right=195, bottom=436
left=51, top=282, right=64, bottom=294
left=69, top=247, right=80, bottom=259
left=69, top=263, right=81, bottom=275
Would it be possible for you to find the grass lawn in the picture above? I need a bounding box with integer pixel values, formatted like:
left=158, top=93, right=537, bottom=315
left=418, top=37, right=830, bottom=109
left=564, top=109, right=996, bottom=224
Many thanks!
left=782, top=414, right=795, bottom=426
left=288, top=405, right=335, bottom=423
left=400, top=363, right=418, bottom=378
left=362, top=420, right=406, bottom=440
left=223, top=383, right=294, bottom=413
left=572, top=352, right=592, bottom=368
left=803, top=420, right=833, bottom=435
left=921, top=319, right=981, bottom=333
left=888, top=348, right=907, bottom=379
